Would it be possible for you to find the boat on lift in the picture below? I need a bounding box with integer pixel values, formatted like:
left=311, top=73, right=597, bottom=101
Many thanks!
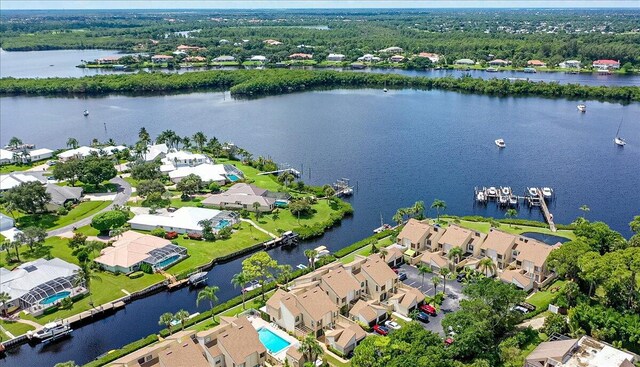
left=528, top=187, right=539, bottom=197
left=27, top=320, right=72, bottom=343
left=509, top=195, right=519, bottom=206
left=188, top=272, right=208, bottom=287
left=541, top=187, right=553, bottom=200
left=476, top=191, right=486, bottom=202
left=500, top=187, right=511, bottom=196
left=487, top=187, right=498, bottom=198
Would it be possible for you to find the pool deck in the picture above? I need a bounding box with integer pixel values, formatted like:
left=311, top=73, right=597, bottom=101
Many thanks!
left=247, top=315, right=299, bottom=361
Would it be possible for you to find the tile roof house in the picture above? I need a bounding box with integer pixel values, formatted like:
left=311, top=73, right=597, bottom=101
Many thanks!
left=417, top=52, right=441, bottom=63
left=527, top=59, right=547, bottom=67
left=346, top=253, right=399, bottom=302
left=110, top=330, right=210, bottom=367
left=196, top=316, right=267, bottom=367
left=417, top=250, right=450, bottom=270
left=478, top=228, right=517, bottom=270
left=289, top=53, right=313, bottom=59
left=488, top=59, right=510, bottom=66
left=151, top=54, right=174, bottom=63
left=325, top=318, right=367, bottom=356
left=348, top=299, right=388, bottom=326
left=319, top=267, right=362, bottom=310
left=436, top=224, right=486, bottom=258
left=201, top=183, right=289, bottom=212
left=524, top=335, right=637, bottom=367
left=511, top=236, right=560, bottom=284
left=396, top=219, right=444, bottom=253
left=266, top=286, right=339, bottom=337
left=592, top=59, right=621, bottom=69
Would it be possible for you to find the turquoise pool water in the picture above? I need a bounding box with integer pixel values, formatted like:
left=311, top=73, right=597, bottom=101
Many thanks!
left=155, top=255, right=180, bottom=269
left=40, top=291, right=71, bottom=305
left=215, top=219, right=231, bottom=230
left=227, top=174, right=240, bottom=182
left=258, top=327, right=290, bottom=354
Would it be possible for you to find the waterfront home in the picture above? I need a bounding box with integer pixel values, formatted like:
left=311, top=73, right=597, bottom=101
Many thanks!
left=488, top=59, right=510, bottom=66
left=94, top=231, right=187, bottom=274
left=95, top=56, right=121, bottom=64
left=250, top=55, right=267, bottom=62
left=0, top=172, right=44, bottom=191
left=0, top=149, right=14, bottom=165
left=58, top=145, right=125, bottom=161
left=201, top=183, right=289, bottom=212
left=319, top=267, right=362, bottom=310
left=507, top=235, right=560, bottom=285
left=176, top=44, right=206, bottom=52
left=1, top=147, right=53, bottom=165
left=455, top=58, right=476, bottom=65
left=213, top=55, right=236, bottom=62
left=0, top=213, right=14, bottom=231
left=0, top=258, right=85, bottom=315
left=45, top=184, right=83, bottom=211
left=345, top=253, right=399, bottom=302
left=527, top=59, right=547, bottom=67
left=436, top=224, right=487, bottom=259
left=128, top=207, right=238, bottom=235
left=396, top=218, right=444, bottom=254
left=384, top=246, right=405, bottom=268
left=592, top=59, right=620, bottom=70
left=417, top=52, right=441, bottom=63
left=167, top=163, right=240, bottom=184
left=416, top=250, right=450, bottom=270
left=266, top=285, right=339, bottom=337
left=378, top=46, right=403, bottom=54
left=389, top=55, right=406, bottom=63
left=325, top=318, right=367, bottom=356
left=357, top=54, right=381, bottom=62
left=286, top=346, right=308, bottom=367
left=524, top=335, right=637, bottom=367
left=143, top=143, right=169, bottom=162
left=184, top=56, right=206, bottom=63
left=263, top=39, right=283, bottom=46
left=111, top=330, right=210, bottom=367
left=326, top=53, right=345, bottom=61
left=288, top=53, right=313, bottom=60
left=559, top=59, right=581, bottom=68
left=163, top=150, right=210, bottom=169
left=24, top=148, right=54, bottom=163
left=151, top=54, right=174, bottom=63
left=172, top=50, right=187, bottom=56
left=477, top=228, right=518, bottom=271
left=196, top=316, right=267, bottom=367
left=349, top=299, right=388, bottom=326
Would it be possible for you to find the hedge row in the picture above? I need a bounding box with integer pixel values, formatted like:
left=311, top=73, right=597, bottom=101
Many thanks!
left=84, top=334, right=158, bottom=367
left=333, top=229, right=398, bottom=258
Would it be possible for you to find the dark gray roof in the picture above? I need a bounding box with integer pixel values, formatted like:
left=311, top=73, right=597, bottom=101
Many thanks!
left=46, top=184, right=83, bottom=205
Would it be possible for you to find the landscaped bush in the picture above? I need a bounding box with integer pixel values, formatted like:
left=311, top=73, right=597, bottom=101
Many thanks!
left=150, top=228, right=166, bottom=237
left=165, top=231, right=178, bottom=239
left=83, top=334, right=158, bottom=367
left=187, top=232, right=203, bottom=240
left=139, top=263, right=153, bottom=274
left=91, top=210, right=128, bottom=233
left=333, top=229, right=397, bottom=258
left=129, top=271, right=144, bottom=279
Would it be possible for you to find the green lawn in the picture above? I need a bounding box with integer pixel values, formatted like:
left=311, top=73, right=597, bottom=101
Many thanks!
left=340, top=236, right=392, bottom=264
left=436, top=218, right=575, bottom=241
left=2, top=201, right=110, bottom=230
left=325, top=352, right=351, bottom=367
left=0, top=163, right=34, bottom=174
left=0, top=319, right=35, bottom=336
left=252, top=199, right=343, bottom=235
left=165, top=222, right=271, bottom=275
left=169, top=197, right=203, bottom=208
left=526, top=280, right=566, bottom=310
left=216, top=159, right=283, bottom=192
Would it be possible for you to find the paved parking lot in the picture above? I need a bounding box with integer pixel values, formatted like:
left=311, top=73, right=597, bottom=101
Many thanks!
left=396, top=263, right=464, bottom=335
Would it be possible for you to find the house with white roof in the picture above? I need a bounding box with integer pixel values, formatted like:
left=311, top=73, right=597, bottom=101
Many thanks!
left=0, top=149, right=15, bottom=165
left=0, top=172, right=45, bottom=191
left=58, top=145, right=125, bottom=161
left=0, top=258, right=85, bottom=315
left=201, top=183, right=289, bottom=212
left=25, top=148, right=54, bottom=162
left=249, top=55, right=267, bottom=62
left=162, top=150, right=210, bottom=170
left=559, top=60, right=581, bottom=69
left=357, top=54, right=381, bottom=62
left=128, top=207, right=238, bottom=234
left=143, top=143, right=169, bottom=162
left=327, top=53, right=345, bottom=62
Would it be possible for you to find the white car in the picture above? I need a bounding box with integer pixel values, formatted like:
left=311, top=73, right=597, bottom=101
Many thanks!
left=384, top=320, right=401, bottom=330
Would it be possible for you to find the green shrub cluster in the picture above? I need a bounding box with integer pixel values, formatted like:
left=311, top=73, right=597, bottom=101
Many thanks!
left=333, top=229, right=397, bottom=258
left=293, top=201, right=353, bottom=240
left=128, top=271, right=144, bottom=279
left=83, top=334, right=158, bottom=367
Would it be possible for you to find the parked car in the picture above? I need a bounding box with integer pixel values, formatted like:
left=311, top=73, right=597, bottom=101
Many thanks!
left=444, top=337, right=455, bottom=346
left=398, top=272, right=407, bottom=281
left=414, top=311, right=430, bottom=323
left=384, top=320, right=401, bottom=330
left=392, top=268, right=399, bottom=274
left=513, top=302, right=537, bottom=314
left=420, top=304, right=437, bottom=316
left=373, top=324, right=389, bottom=336
left=456, top=272, right=467, bottom=282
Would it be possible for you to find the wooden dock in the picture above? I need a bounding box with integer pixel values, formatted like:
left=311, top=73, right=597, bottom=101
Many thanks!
left=537, top=188, right=556, bottom=232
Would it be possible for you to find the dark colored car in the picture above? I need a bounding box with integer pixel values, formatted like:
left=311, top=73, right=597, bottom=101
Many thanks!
left=414, top=311, right=430, bottom=323
left=398, top=272, right=407, bottom=281
left=373, top=324, right=390, bottom=336
left=420, top=304, right=437, bottom=316
left=456, top=272, right=466, bottom=282
left=392, top=268, right=399, bottom=274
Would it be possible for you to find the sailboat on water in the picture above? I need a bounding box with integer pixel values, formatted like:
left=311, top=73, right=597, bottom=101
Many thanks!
left=374, top=213, right=391, bottom=233
left=614, top=118, right=626, bottom=147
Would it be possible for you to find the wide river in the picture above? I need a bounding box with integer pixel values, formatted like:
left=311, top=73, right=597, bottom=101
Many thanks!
left=2, top=49, right=640, bottom=86
left=0, top=89, right=638, bottom=366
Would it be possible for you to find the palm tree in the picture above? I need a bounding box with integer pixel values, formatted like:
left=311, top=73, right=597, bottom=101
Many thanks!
left=73, top=263, right=102, bottom=305
left=231, top=272, right=249, bottom=309
left=447, top=247, right=464, bottom=268
left=418, top=265, right=432, bottom=287
left=322, top=184, right=335, bottom=201
left=439, top=267, right=451, bottom=295
left=431, top=199, right=447, bottom=222
left=0, top=291, right=10, bottom=316
left=109, top=227, right=125, bottom=240
left=182, top=136, right=192, bottom=150
left=412, top=201, right=425, bottom=219
left=196, top=286, right=220, bottom=322
left=174, top=309, right=190, bottom=330
left=278, top=171, right=295, bottom=187
left=579, top=205, right=590, bottom=219
left=392, top=208, right=405, bottom=226
left=431, top=276, right=442, bottom=295
left=299, top=333, right=323, bottom=363
left=66, top=137, right=79, bottom=149
left=138, top=127, right=151, bottom=144
left=252, top=202, right=261, bottom=220
left=304, top=249, right=318, bottom=270
left=477, top=257, right=497, bottom=277
left=10, top=240, right=22, bottom=262
left=378, top=246, right=388, bottom=261
left=193, top=132, right=207, bottom=151
left=8, top=137, right=22, bottom=150
left=159, top=312, right=175, bottom=335
left=505, top=209, right=518, bottom=227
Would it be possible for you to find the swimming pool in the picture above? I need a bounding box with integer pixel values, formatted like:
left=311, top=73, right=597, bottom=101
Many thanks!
left=40, top=291, right=71, bottom=305
left=215, top=219, right=231, bottom=230
left=227, top=174, right=240, bottom=182
left=155, top=255, right=180, bottom=269
left=258, top=327, right=291, bottom=354
left=520, top=232, right=571, bottom=245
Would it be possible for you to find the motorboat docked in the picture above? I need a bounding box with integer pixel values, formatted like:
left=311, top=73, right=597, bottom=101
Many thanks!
left=509, top=195, right=519, bottom=206
left=188, top=272, right=208, bottom=287
left=577, top=104, right=586, bottom=112
left=498, top=195, right=508, bottom=206
left=541, top=187, right=553, bottom=200
left=27, top=320, right=71, bottom=342
left=83, top=110, right=89, bottom=116
left=486, top=67, right=499, bottom=72
left=495, top=139, right=506, bottom=148
left=314, top=245, right=331, bottom=260
left=296, top=264, right=308, bottom=270
left=242, top=280, right=260, bottom=293
left=614, top=118, right=626, bottom=147
left=476, top=191, right=486, bottom=202
left=487, top=187, right=498, bottom=198
left=523, top=67, right=537, bottom=73
left=374, top=213, right=392, bottom=234
left=500, top=187, right=511, bottom=196
left=528, top=187, right=539, bottom=197
left=383, top=88, right=388, bottom=93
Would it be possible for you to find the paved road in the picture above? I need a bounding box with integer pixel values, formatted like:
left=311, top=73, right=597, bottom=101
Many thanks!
left=397, top=263, right=465, bottom=335
left=47, top=176, right=132, bottom=238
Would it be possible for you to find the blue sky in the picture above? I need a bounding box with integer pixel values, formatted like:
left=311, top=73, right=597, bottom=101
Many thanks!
left=2, top=1, right=638, bottom=10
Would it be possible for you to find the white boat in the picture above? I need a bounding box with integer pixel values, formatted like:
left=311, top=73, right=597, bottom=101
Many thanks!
left=614, top=118, right=626, bottom=146
left=487, top=187, right=498, bottom=197
left=242, top=280, right=260, bottom=293
left=498, top=195, right=508, bottom=206
left=373, top=213, right=391, bottom=233
left=495, top=139, right=506, bottom=148
left=500, top=187, right=511, bottom=196
left=83, top=110, right=89, bottom=116
left=383, top=88, right=388, bottom=93
left=486, top=67, right=499, bottom=72
left=528, top=187, right=538, bottom=197
left=542, top=187, right=553, bottom=199
left=509, top=195, right=518, bottom=206
left=28, top=320, right=71, bottom=342
left=296, top=264, right=308, bottom=270
left=188, top=272, right=208, bottom=286
left=314, top=245, right=330, bottom=260
left=577, top=104, right=586, bottom=112
left=476, top=192, right=486, bottom=202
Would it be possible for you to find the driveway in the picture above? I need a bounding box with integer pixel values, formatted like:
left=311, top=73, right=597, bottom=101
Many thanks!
left=47, top=176, right=132, bottom=237
left=397, top=263, right=465, bottom=335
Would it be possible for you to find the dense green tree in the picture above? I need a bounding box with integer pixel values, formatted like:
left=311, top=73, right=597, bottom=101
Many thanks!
left=130, top=160, right=162, bottom=180
left=574, top=220, right=627, bottom=254
left=91, top=210, right=127, bottom=233
left=16, top=226, right=46, bottom=252
left=78, top=156, right=117, bottom=186
left=52, top=158, right=83, bottom=186
left=547, top=238, right=592, bottom=280
left=542, top=313, right=568, bottom=336
left=176, top=174, right=203, bottom=198
left=4, top=181, right=51, bottom=214
left=137, top=179, right=166, bottom=197
left=241, top=251, right=278, bottom=300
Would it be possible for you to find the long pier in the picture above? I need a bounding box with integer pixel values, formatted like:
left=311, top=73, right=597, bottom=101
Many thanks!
left=537, top=188, right=557, bottom=232
left=474, top=186, right=556, bottom=231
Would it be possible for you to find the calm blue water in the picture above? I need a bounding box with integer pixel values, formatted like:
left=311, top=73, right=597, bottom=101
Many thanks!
left=0, top=89, right=638, bottom=367
left=156, top=255, right=180, bottom=269
left=519, top=232, right=572, bottom=245
left=257, top=327, right=290, bottom=354
left=39, top=291, right=71, bottom=306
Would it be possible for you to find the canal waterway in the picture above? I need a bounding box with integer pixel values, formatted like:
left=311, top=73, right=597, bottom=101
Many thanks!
left=0, top=88, right=638, bottom=366
left=1, top=48, right=640, bottom=86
